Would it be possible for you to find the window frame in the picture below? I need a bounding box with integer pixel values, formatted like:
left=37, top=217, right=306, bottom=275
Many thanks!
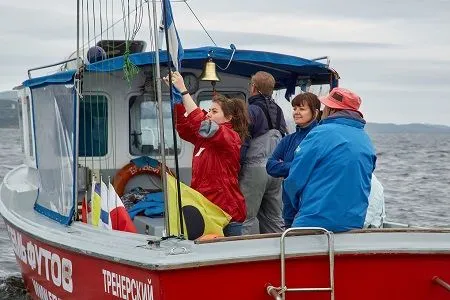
left=78, top=93, right=110, bottom=158
left=128, top=93, right=183, bottom=158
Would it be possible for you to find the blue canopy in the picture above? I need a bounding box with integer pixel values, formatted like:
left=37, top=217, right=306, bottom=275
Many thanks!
left=23, top=70, right=76, bottom=88
left=86, top=46, right=338, bottom=98
left=23, top=47, right=338, bottom=97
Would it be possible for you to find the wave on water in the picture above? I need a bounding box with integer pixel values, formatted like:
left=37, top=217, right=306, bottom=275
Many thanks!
left=0, top=275, right=29, bottom=300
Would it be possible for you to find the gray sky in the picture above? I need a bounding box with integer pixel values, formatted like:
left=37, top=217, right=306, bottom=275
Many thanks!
left=1, top=0, right=449, bottom=124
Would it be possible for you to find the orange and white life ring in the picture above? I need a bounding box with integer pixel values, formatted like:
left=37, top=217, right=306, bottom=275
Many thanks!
left=113, top=159, right=175, bottom=197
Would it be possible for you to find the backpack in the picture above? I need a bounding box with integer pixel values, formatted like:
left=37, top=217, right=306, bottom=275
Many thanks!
left=252, top=98, right=285, bottom=137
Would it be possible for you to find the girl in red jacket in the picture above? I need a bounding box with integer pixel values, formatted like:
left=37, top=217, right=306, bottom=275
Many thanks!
left=164, top=71, right=249, bottom=236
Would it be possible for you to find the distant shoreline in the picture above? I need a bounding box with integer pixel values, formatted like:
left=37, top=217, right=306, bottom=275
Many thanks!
left=3, top=119, right=450, bottom=133
left=1, top=98, right=450, bottom=133
left=365, top=123, right=450, bottom=134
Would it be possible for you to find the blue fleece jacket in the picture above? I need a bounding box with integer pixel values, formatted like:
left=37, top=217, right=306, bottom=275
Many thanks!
left=266, top=120, right=318, bottom=227
left=284, top=115, right=376, bottom=232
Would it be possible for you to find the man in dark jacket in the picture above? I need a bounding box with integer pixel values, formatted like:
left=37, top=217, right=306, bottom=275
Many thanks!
left=240, top=71, right=288, bottom=234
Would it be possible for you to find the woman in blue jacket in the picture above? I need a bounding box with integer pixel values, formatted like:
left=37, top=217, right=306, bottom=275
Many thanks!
left=266, top=92, right=321, bottom=228
left=284, top=88, right=376, bottom=232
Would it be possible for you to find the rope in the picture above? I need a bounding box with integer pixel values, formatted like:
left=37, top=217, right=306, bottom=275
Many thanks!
left=86, top=0, right=91, bottom=49
left=216, top=45, right=236, bottom=71
left=81, top=0, right=85, bottom=65
left=96, top=95, right=102, bottom=172
left=184, top=1, right=217, bottom=46
left=121, top=0, right=141, bottom=84
left=99, top=0, right=103, bottom=40
left=105, top=0, right=109, bottom=42
left=131, top=0, right=144, bottom=40
left=147, top=0, right=160, bottom=150
left=183, top=1, right=238, bottom=72
left=127, top=0, right=131, bottom=39
left=92, top=0, right=97, bottom=44
left=101, top=1, right=108, bottom=173
left=162, top=0, right=185, bottom=238
left=111, top=0, right=117, bottom=170
left=121, top=0, right=129, bottom=39
left=80, top=0, right=144, bottom=50
left=81, top=0, right=87, bottom=173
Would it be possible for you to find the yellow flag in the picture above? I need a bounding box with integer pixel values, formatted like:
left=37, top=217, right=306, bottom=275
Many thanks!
left=166, top=175, right=231, bottom=240
left=91, top=181, right=102, bottom=227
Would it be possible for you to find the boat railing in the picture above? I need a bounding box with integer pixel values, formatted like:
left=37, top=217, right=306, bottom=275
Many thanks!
left=27, top=58, right=78, bottom=79
left=382, top=220, right=410, bottom=228
left=194, top=227, right=450, bottom=245
left=194, top=229, right=326, bottom=244
left=310, top=56, right=331, bottom=66
left=267, top=227, right=335, bottom=300
left=433, top=276, right=450, bottom=292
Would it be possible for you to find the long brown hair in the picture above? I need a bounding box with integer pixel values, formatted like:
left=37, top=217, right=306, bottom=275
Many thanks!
left=213, top=94, right=249, bottom=141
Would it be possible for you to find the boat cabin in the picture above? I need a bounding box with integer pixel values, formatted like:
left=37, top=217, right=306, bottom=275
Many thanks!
left=16, top=42, right=338, bottom=234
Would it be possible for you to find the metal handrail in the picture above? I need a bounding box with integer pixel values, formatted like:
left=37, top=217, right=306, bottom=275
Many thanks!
left=27, top=58, right=79, bottom=79
left=266, top=285, right=282, bottom=300
left=310, top=56, right=331, bottom=66
left=433, top=276, right=450, bottom=292
left=267, top=227, right=335, bottom=300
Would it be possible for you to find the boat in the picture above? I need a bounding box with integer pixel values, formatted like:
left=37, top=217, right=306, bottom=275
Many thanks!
left=1, top=1, right=449, bottom=299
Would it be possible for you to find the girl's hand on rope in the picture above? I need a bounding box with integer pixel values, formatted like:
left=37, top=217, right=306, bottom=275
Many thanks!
left=163, top=72, right=185, bottom=105
left=163, top=71, right=187, bottom=93
left=163, top=72, right=198, bottom=114
left=172, top=71, right=187, bottom=93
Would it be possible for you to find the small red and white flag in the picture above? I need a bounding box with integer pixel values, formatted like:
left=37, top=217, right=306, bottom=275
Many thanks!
left=108, top=183, right=137, bottom=233
left=81, top=196, right=91, bottom=224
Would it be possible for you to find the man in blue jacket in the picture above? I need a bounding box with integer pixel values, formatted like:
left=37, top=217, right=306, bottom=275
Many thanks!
left=284, top=88, right=376, bottom=232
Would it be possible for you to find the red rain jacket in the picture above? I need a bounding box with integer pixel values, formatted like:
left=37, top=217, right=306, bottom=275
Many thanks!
left=175, top=104, right=246, bottom=222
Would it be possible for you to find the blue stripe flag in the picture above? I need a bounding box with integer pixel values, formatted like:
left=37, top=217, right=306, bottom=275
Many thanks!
left=163, top=0, right=184, bottom=71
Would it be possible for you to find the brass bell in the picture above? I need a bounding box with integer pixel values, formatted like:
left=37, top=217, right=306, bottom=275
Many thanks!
left=199, top=58, right=220, bottom=82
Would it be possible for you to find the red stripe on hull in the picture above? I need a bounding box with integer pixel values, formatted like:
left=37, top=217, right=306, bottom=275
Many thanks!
left=4, top=221, right=450, bottom=300
left=159, top=254, right=450, bottom=300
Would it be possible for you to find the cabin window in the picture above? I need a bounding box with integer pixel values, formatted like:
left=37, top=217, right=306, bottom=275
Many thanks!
left=129, top=95, right=181, bottom=156
left=79, top=95, right=108, bottom=157
left=197, top=91, right=246, bottom=111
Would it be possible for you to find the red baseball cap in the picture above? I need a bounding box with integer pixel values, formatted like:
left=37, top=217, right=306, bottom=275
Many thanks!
left=320, top=88, right=362, bottom=113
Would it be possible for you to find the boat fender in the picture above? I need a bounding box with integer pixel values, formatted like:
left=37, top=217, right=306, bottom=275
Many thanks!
left=113, top=156, right=174, bottom=197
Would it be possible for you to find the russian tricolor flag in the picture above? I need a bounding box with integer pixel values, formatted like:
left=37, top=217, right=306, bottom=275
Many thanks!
left=108, top=183, right=137, bottom=233
left=163, top=0, right=184, bottom=71
left=83, top=179, right=136, bottom=233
